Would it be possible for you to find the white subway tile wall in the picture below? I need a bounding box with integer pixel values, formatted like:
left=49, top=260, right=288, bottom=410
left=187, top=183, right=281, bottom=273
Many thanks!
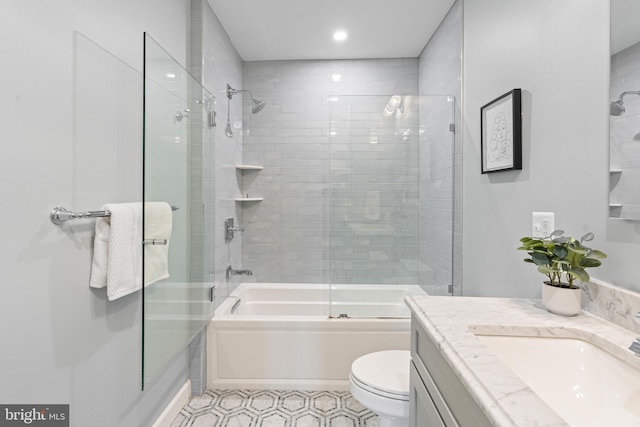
left=194, top=0, right=461, bottom=291
left=330, top=95, right=421, bottom=284
left=189, top=0, right=206, bottom=287
left=238, top=56, right=460, bottom=284
left=418, top=0, right=462, bottom=295
left=240, top=59, right=425, bottom=284
left=198, top=0, right=245, bottom=301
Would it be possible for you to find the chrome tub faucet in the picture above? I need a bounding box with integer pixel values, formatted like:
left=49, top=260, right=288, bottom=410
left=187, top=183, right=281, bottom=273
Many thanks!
left=226, top=265, right=253, bottom=279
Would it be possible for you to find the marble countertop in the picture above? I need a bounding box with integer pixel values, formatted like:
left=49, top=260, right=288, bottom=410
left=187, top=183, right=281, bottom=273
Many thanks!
left=405, top=295, right=640, bottom=427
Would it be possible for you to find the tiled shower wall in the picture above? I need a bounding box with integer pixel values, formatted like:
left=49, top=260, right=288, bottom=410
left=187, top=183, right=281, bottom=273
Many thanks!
left=329, top=95, right=420, bottom=284
left=192, top=0, right=245, bottom=300
left=241, top=59, right=419, bottom=283
left=610, top=40, right=640, bottom=220
left=418, top=0, right=462, bottom=295
left=192, top=2, right=461, bottom=289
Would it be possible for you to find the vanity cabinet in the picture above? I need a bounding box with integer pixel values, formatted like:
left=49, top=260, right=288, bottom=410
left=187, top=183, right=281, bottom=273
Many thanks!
left=410, top=315, right=492, bottom=427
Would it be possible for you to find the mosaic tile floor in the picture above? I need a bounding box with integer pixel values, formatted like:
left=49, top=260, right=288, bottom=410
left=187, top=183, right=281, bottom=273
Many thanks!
left=170, top=389, right=379, bottom=427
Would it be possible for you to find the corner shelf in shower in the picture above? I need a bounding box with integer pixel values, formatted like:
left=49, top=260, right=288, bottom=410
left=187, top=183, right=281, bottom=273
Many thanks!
left=610, top=168, right=623, bottom=173
left=609, top=203, right=623, bottom=208
left=235, top=165, right=263, bottom=202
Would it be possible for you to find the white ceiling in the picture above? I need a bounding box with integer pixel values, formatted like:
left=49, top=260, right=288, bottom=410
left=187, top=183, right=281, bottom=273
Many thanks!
left=207, top=0, right=456, bottom=61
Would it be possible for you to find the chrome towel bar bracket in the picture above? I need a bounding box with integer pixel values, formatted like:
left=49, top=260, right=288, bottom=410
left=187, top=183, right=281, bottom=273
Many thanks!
left=50, top=205, right=179, bottom=225
left=50, top=207, right=109, bottom=225
left=143, top=239, right=167, bottom=246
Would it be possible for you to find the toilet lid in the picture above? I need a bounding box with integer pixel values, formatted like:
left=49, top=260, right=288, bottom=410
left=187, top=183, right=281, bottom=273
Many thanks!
left=350, top=350, right=410, bottom=399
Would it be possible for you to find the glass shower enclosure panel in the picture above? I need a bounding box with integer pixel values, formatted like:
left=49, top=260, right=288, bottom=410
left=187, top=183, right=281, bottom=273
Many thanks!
left=329, top=95, right=454, bottom=318
left=143, top=34, right=215, bottom=387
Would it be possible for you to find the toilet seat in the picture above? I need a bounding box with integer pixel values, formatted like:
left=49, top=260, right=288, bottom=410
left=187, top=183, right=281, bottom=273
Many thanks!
left=350, top=350, right=410, bottom=401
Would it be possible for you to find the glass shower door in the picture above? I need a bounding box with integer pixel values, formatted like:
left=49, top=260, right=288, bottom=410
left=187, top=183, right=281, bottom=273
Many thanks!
left=142, top=34, right=215, bottom=387
left=328, top=95, right=454, bottom=318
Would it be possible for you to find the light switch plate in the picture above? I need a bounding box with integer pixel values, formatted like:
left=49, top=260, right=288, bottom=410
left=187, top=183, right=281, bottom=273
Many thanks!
left=532, top=212, right=554, bottom=238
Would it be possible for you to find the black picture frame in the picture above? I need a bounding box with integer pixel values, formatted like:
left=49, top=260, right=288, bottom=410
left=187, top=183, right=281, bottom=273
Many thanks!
left=480, top=89, right=522, bottom=173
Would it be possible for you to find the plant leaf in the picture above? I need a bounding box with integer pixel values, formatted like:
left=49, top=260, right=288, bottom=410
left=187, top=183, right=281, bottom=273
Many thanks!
left=552, top=236, right=570, bottom=244
left=521, top=240, right=544, bottom=250
left=552, top=245, right=568, bottom=259
left=581, top=232, right=594, bottom=243
left=531, top=252, right=551, bottom=265
left=566, top=246, right=587, bottom=267
left=537, top=265, right=556, bottom=275
left=588, top=249, right=607, bottom=259
left=567, top=268, right=590, bottom=283
left=580, top=258, right=602, bottom=268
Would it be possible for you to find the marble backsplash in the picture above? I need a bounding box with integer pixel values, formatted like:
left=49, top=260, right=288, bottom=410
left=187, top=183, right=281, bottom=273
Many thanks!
left=582, top=278, right=640, bottom=334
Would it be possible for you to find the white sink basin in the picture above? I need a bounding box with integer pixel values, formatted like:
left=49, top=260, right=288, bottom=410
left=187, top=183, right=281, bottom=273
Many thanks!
left=476, top=335, right=640, bottom=427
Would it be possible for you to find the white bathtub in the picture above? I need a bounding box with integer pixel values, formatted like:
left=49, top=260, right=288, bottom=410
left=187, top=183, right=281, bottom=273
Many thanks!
left=207, top=283, right=425, bottom=390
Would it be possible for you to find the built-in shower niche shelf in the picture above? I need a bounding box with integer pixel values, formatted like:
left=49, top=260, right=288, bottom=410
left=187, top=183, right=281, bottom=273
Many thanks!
left=609, top=203, right=623, bottom=208
left=610, top=168, right=623, bottom=173
left=235, top=165, right=263, bottom=170
left=235, top=166, right=263, bottom=202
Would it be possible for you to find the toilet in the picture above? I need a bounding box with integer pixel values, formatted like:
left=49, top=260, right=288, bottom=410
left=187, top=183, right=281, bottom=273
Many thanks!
left=349, top=350, right=411, bottom=427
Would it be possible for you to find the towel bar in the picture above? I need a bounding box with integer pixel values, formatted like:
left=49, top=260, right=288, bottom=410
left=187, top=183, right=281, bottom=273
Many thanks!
left=143, top=239, right=167, bottom=245
left=50, top=205, right=179, bottom=225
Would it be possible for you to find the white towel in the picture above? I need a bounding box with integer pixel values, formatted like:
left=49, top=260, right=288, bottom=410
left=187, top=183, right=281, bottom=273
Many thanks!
left=144, top=202, right=172, bottom=287
left=89, top=203, right=143, bottom=301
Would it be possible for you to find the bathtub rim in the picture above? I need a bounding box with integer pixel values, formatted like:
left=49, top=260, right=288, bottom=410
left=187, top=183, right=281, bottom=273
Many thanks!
left=214, top=282, right=425, bottom=322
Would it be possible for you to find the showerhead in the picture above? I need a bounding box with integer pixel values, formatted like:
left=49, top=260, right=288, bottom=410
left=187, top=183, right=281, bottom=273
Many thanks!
left=226, top=83, right=266, bottom=114
left=251, top=98, right=266, bottom=114
left=610, top=99, right=625, bottom=116
left=610, top=90, right=640, bottom=116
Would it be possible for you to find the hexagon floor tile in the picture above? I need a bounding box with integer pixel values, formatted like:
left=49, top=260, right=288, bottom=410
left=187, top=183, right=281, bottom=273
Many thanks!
left=170, top=389, right=379, bottom=427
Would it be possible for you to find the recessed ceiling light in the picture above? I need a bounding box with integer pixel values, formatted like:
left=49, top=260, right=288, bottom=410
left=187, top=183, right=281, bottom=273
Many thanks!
left=331, top=73, right=342, bottom=82
left=333, top=31, right=348, bottom=42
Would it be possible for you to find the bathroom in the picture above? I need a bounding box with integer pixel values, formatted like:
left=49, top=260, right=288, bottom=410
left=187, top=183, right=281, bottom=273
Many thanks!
left=2, top=0, right=640, bottom=426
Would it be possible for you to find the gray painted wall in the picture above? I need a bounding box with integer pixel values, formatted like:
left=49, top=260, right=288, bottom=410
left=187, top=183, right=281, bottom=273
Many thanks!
left=461, top=0, right=640, bottom=296
left=0, top=1, right=191, bottom=426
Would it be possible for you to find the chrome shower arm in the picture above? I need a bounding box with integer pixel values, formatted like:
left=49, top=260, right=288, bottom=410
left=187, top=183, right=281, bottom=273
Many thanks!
left=226, top=83, right=257, bottom=100
left=616, top=90, right=640, bottom=101
left=610, top=90, right=640, bottom=116
left=226, top=83, right=266, bottom=115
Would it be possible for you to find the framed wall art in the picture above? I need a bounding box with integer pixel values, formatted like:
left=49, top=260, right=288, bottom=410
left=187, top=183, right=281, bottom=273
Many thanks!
left=480, top=89, right=522, bottom=173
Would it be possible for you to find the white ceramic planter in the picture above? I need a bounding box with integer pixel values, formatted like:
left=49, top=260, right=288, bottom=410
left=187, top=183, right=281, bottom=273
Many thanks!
left=541, top=282, right=581, bottom=316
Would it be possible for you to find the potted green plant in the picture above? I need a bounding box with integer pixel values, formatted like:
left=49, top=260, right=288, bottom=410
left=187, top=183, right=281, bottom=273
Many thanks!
left=518, top=230, right=607, bottom=316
